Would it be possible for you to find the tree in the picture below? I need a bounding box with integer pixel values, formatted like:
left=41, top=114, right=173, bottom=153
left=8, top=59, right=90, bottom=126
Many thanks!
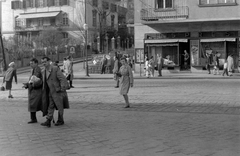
left=33, top=28, right=65, bottom=55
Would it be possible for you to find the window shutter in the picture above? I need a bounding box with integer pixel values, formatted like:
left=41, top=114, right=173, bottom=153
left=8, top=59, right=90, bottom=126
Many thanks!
left=11, top=1, right=15, bottom=9
left=23, top=0, right=26, bottom=9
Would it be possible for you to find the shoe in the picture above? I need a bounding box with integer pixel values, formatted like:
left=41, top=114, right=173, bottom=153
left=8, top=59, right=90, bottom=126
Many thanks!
left=70, top=86, right=74, bottom=88
left=115, top=86, right=119, bottom=88
left=28, top=120, right=37, bottom=124
left=41, top=119, right=51, bottom=127
left=8, top=95, right=13, bottom=98
left=55, top=121, right=64, bottom=126
left=124, top=105, right=130, bottom=108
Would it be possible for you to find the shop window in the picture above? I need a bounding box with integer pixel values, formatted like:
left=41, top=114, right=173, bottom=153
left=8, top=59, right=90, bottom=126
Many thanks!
left=15, top=19, right=22, bottom=27
left=199, top=0, right=236, bottom=5
left=110, top=4, right=117, bottom=12
left=155, top=0, right=173, bottom=9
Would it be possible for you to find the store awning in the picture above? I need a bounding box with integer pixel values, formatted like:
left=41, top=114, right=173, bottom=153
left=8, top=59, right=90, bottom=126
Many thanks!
left=145, top=39, right=188, bottom=44
left=147, top=43, right=178, bottom=47
left=18, top=11, right=61, bottom=19
left=200, top=38, right=236, bottom=42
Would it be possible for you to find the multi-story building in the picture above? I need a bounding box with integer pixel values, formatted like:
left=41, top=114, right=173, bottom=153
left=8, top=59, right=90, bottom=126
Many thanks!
left=134, top=0, right=240, bottom=73
left=2, top=0, right=127, bottom=54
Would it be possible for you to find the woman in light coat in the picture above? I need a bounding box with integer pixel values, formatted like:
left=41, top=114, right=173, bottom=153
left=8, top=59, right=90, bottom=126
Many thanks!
left=3, top=62, right=17, bottom=98
left=227, top=54, right=234, bottom=76
left=119, top=57, right=134, bottom=108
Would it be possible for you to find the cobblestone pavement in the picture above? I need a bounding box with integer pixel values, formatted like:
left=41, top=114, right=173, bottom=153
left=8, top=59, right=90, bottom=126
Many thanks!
left=0, top=78, right=240, bottom=156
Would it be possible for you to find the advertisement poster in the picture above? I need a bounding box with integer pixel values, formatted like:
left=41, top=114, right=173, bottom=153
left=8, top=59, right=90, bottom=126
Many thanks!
left=135, top=48, right=144, bottom=63
left=190, top=40, right=199, bottom=66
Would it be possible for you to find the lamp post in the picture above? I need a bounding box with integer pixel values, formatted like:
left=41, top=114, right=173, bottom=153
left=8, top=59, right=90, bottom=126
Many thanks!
left=55, top=46, right=59, bottom=61
left=44, top=47, right=47, bottom=56
left=32, top=49, right=35, bottom=58
left=0, top=0, right=7, bottom=71
left=83, top=23, right=89, bottom=77
left=105, top=35, right=108, bottom=54
left=111, top=37, right=115, bottom=50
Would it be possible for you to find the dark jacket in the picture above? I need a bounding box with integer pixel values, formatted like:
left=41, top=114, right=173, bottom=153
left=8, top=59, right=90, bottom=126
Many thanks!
left=27, top=66, right=43, bottom=112
left=42, top=65, right=70, bottom=116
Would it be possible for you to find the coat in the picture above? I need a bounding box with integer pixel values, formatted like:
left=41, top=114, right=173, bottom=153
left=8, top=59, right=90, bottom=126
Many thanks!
left=157, top=57, right=164, bottom=70
left=27, top=66, right=43, bottom=112
left=3, top=67, right=17, bottom=83
left=119, top=64, right=133, bottom=95
left=63, top=60, right=74, bottom=80
left=42, top=65, right=70, bottom=117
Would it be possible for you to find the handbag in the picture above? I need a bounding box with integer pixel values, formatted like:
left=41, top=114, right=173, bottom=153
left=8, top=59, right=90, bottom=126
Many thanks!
left=1, top=85, right=5, bottom=91
left=116, top=72, right=122, bottom=77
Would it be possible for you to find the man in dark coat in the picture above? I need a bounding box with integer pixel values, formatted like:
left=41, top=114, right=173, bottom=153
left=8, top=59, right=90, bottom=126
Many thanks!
left=24, top=58, right=43, bottom=124
left=101, top=55, right=108, bottom=74
left=157, top=54, right=164, bottom=77
left=41, top=56, right=69, bottom=127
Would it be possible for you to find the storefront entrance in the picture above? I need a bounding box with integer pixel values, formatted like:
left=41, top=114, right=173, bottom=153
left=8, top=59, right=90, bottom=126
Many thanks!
left=179, top=42, right=190, bottom=70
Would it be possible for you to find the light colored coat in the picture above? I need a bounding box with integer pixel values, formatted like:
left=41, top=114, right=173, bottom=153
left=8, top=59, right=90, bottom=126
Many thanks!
left=42, top=65, right=69, bottom=116
left=63, top=60, right=74, bottom=80
left=119, top=64, right=133, bottom=95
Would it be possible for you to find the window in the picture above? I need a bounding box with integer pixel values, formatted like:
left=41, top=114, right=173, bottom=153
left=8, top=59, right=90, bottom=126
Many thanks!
left=110, top=4, right=117, bottom=12
left=55, top=0, right=60, bottom=6
left=26, top=19, right=32, bottom=27
left=155, top=0, right=173, bottom=9
left=102, top=1, right=109, bottom=10
left=11, top=1, right=22, bottom=9
left=92, top=10, right=97, bottom=27
left=111, top=15, right=115, bottom=27
left=38, top=19, right=43, bottom=26
left=15, top=19, right=22, bottom=27
left=63, top=13, right=69, bottom=25
left=199, top=0, right=236, bottom=5
left=60, top=0, right=69, bottom=6
left=39, top=0, right=44, bottom=7
left=47, top=0, right=55, bottom=7
left=63, top=32, right=68, bottom=38
left=93, top=0, right=98, bottom=7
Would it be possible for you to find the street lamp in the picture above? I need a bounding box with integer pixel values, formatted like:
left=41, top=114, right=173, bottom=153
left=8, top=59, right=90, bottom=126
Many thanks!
left=55, top=46, right=59, bottom=61
left=105, top=35, right=108, bottom=54
left=0, top=0, right=7, bottom=71
left=44, top=47, right=47, bottom=56
left=32, top=49, right=35, bottom=58
left=83, top=23, right=89, bottom=77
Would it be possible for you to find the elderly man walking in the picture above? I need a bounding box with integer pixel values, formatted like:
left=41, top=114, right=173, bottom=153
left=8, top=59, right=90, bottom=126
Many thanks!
left=41, top=57, right=70, bottom=127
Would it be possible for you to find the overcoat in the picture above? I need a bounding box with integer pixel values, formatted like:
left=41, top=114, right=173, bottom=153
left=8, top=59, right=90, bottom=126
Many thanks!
left=27, top=66, right=43, bottom=112
left=42, top=65, right=70, bottom=117
left=63, top=60, right=74, bottom=80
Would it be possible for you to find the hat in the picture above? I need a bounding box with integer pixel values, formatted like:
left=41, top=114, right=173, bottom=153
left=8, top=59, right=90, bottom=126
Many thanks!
left=8, top=62, right=15, bottom=67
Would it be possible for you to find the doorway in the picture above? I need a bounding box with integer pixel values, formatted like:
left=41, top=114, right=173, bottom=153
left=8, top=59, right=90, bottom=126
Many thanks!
left=179, top=42, right=190, bottom=70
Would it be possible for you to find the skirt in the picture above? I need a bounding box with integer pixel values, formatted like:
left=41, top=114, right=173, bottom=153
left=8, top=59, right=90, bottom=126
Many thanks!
left=5, top=81, right=12, bottom=90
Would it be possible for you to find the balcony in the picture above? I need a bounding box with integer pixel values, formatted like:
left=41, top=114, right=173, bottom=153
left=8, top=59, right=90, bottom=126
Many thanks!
left=140, top=1, right=189, bottom=24
left=15, top=24, right=68, bottom=32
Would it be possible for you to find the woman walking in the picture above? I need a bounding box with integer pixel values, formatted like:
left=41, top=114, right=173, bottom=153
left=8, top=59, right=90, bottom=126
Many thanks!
left=119, top=57, right=134, bottom=108
left=3, top=62, right=17, bottom=98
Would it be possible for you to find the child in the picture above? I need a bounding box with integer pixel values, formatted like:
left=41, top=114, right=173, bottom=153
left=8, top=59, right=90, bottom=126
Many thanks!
left=222, top=59, right=228, bottom=76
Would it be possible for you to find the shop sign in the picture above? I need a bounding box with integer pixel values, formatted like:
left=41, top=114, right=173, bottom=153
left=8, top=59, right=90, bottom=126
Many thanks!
left=190, top=40, right=199, bottom=66
left=135, top=48, right=144, bottom=63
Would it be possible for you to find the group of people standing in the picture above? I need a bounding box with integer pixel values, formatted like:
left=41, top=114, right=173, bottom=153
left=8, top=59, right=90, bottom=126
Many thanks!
left=2, top=56, right=72, bottom=127
left=144, top=54, right=164, bottom=78
left=206, top=52, right=234, bottom=76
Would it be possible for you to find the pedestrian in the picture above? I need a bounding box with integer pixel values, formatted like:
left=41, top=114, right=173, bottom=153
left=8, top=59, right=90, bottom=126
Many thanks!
left=212, top=52, right=220, bottom=75
left=182, top=50, right=189, bottom=70
left=222, top=59, right=228, bottom=76
left=206, top=53, right=211, bottom=74
left=145, top=58, right=150, bottom=78
left=227, top=54, right=234, bottom=76
left=113, top=55, right=121, bottom=88
left=41, top=56, right=70, bottom=127
left=63, top=56, right=74, bottom=88
left=2, top=62, right=17, bottom=98
left=101, top=55, right=108, bottom=74
left=149, top=56, right=155, bottom=77
left=157, top=54, right=164, bottom=77
left=119, top=57, right=134, bottom=108
left=23, top=58, right=43, bottom=124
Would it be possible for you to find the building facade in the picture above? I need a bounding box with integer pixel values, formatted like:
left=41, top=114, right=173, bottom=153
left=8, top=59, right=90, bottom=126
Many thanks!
left=134, top=0, right=240, bottom=72
left=2, top=0, right=127, bottom=54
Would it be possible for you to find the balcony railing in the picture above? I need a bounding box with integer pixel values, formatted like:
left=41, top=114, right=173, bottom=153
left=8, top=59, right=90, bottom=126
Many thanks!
left=15, top=24, right=68, bottom=32
left=140, top=0, right=189, bottom=22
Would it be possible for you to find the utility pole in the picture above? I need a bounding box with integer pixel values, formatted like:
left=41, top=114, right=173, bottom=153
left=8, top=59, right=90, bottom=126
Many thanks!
left=0, top=0, right=7, bottom=71
left=84, top=0, right=89, bottom=76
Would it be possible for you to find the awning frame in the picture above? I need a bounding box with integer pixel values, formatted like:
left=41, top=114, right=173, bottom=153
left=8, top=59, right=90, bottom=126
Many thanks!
left=144, top=39, right=188, bottom=44
left=200, top=38, right=236, bottom=42
left=18, top=11, right=61, bottom=19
